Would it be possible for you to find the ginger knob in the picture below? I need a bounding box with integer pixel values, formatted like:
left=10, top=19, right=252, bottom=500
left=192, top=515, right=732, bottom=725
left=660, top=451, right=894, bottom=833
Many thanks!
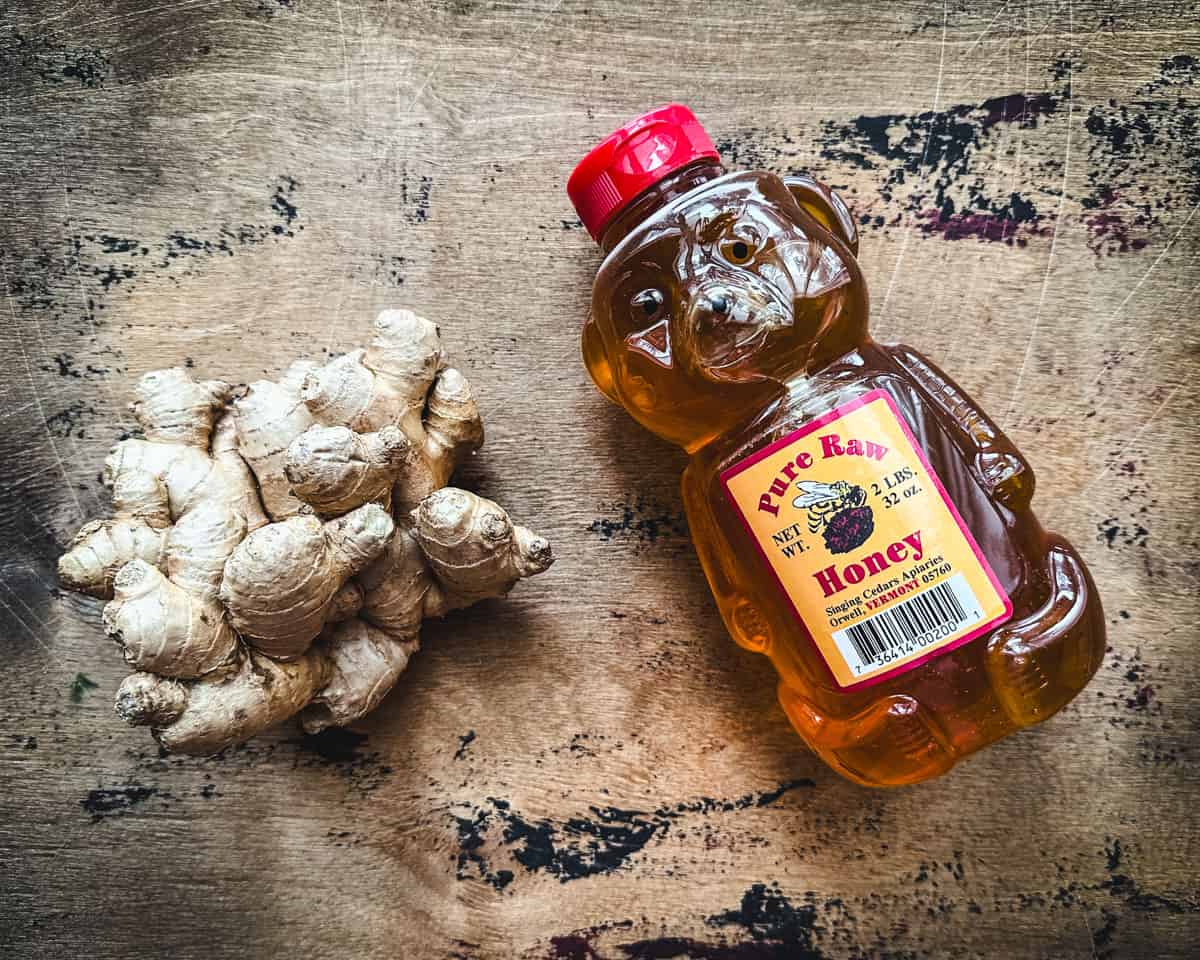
left=284, top=424, right=410, bottom=516
left=220, top=503, right=394, bottom=659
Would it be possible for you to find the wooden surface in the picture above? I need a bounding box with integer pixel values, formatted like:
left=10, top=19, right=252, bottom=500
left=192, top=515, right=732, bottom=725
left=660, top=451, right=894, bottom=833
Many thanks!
left=1, top=1, right=1198, bottom=957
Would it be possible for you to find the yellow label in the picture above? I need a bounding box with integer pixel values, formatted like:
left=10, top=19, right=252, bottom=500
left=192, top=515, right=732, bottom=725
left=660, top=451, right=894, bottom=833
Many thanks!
left=721, top=390, right=1011, bottom=688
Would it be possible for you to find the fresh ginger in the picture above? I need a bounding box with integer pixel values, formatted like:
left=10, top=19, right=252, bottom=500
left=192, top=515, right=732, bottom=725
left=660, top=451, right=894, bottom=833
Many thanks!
left=283, top=425, right=409, bottom=516
left=104, top=559, right=240, bottom=678
left=59, top=311, right=553, bottom=755
left=220, top=504, right=395, bottom=659
left=115, top=647, right=331, bottom=756
left=59, top=517, right=167, bottom=599
left=414, top=489, right=553, bottom=608
left=303, top=618, right=418, bottom=733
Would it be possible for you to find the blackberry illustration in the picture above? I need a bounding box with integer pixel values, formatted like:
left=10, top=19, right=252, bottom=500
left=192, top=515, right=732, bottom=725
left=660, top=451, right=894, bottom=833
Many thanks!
left=821, top=505, right=875, bottom=554
left=793, top=479, right=875, bottom=553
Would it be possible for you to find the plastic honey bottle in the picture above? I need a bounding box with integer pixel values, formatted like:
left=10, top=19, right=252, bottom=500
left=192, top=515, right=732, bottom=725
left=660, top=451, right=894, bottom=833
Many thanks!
left=568, top=105, right=1105, bottom=786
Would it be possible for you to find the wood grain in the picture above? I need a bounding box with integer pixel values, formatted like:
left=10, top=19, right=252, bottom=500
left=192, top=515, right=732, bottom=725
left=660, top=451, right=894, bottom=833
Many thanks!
left=1, top=1, right=1197, bottom=957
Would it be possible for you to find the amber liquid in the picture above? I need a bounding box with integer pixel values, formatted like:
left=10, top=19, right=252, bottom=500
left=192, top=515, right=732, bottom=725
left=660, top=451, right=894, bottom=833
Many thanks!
left=584, top=165, right=1105, bottom=786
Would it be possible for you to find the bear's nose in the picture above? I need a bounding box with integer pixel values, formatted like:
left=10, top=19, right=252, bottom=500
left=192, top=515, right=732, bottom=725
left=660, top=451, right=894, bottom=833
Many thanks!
left=707, top=294, right=729, bottom=316
left=688, top=285, right=741, bottom=332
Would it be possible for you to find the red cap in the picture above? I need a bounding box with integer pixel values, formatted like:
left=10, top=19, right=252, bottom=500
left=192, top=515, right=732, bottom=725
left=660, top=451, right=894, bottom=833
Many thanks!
left=568, top=104, right=719, bottom=241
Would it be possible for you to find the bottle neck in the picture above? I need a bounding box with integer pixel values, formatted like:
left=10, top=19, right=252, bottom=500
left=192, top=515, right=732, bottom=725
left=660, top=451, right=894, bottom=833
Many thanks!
left=598, top=159, right=725, bottom=255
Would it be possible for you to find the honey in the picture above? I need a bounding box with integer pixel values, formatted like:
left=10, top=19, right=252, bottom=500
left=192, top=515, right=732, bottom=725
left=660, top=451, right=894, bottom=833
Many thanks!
left=569, top=105, right=1105, bottom=786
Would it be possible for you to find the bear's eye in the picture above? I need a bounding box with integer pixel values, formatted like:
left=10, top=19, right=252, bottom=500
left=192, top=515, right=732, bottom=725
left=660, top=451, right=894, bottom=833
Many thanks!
left=632, top=288, right=665, bottom=318
left=720, top=232, right=759, bottom=265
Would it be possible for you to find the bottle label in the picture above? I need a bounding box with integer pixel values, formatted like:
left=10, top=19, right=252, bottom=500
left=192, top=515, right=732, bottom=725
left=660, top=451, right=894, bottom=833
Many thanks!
left=720, top=389, right=1011, bottom=689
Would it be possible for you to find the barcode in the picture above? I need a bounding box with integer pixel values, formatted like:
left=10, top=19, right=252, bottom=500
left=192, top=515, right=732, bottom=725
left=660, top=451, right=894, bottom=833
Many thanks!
left=832, top=573, right=984, bottom=674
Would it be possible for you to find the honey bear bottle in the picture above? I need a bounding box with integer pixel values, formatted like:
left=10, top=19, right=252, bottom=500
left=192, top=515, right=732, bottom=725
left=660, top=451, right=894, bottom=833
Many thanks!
left=568, top=105, right=1105, bottom=787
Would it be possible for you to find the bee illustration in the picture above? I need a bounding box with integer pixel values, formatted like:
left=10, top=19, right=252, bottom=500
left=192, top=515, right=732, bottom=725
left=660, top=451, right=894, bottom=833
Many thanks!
left=793, top=480, right=874, bottom=554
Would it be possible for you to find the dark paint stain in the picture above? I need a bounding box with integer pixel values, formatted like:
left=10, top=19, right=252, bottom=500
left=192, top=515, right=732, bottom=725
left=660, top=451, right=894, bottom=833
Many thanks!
left=81, top=784, right=169, bottom=822
left=916, top=202, right=1041, bottom=246
left=2, top=175, right=302, bottom=382
left=454, top=729, right=477, bottom=760
left=589, top=495, right=688, bottom=547
left=158, top=176, right=302, bottom=261
left=68, top=672, right=99, bottom=703
left=40, top=352, right=108, bottom=380
left=67, top=176, right=302, bottom=300
left=1082, top=209, right=1148, bottom=255
left=1096, top=517, right=1149, bottom=549
left=1080, top=55, right=1200, bottom=255
left=45, top=400, right=96, bottom=439
left=402, top=174, right=434, bottom=224
left=373, top=253, right=408, bottom=286
left=1105, top=838, right=1123, bottom=872
left=0, top=31, right=111, bottom=88
left=563, top=732, right=600, bottom=757
left=455, top=780, right=813, bottom=889
left=454, top=800, right=662, bottom=890
left=1101, top=871, right=1194, bottom=913
left=326, top=827, right=361, bottom=848
left=3, top=256, right=58, bottom=312
left=1100, top=841, right=1195, bottom=917
left=247, top=0, right=299, bottom=19
left=545, top=885, right=826, bottom=960
left=1093, top=910, right=1120, bottom=960
left=270, top=176, right=300, bottom=235
left=1151, top=54, right=1198, bottom=90
left=547, top=932, right=602, bottom=960
left=722, top=54, right=1198, bottom=256
left=1126, top=683, right=1155, bottom=711
left=1051, top=53, right=1083, bottom=83
left=699, top=883, right=824, bottom=958
left=819, top=91, right=1057, bottom=247
left=96, top=264, right=136, bottom=290
left=93, top=235, right=142, bottom=255
left=1097, top=648, right=1168, bottom=735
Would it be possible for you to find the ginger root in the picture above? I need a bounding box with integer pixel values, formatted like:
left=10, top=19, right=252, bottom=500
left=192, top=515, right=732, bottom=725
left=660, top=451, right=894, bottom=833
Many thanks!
left=220, top=504, right=394, bottom=659
left=59, top=310, right=553, bottom=755
left=103, top=560, right=239, bottom=678
left=115, top=647, right=330, bottom=755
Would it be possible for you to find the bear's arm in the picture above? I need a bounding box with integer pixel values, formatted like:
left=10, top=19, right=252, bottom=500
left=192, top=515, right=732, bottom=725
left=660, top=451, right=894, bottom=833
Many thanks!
left=884, top=344, right=1035, bottom=512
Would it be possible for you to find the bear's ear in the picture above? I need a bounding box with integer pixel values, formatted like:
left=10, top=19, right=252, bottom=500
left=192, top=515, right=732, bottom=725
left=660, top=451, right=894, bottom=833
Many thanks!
left=783, top=175, right=859, bottom=258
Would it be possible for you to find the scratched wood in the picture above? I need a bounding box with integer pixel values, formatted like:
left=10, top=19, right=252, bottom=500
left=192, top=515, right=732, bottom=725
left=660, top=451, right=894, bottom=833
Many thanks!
left=1, top=1, right=1198, bottom=957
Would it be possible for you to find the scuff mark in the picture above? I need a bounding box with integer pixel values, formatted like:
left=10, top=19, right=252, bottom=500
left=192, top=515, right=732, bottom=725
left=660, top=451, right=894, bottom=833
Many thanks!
left=81, top=783, right=170, bottom=822
left=0, top=30, right=111, bottom=88
left=818, top=90, right=1058, bottom=246
left=1097, top=516, right=1149, bottom=549
left=454, top=780, right=813, bottom=889
left=543, top=884, right=828, bottom=959
left=1080, top=55, right=1200, bottom=255
left=455, top=729, right=477, bottom=761
left=588, top=495, right=688, bottom=547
